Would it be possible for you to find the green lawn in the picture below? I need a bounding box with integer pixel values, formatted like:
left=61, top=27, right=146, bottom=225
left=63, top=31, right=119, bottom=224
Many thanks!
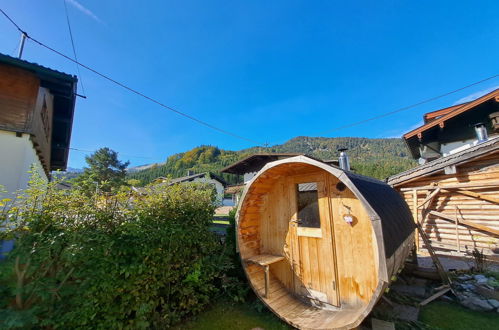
left=420, top=301, right=499, bottom=330
left=212, top=220, right=230, bottom=225
left=173, top=299, right=290, bottom=330
left=174, top=299, right=498, bottom=330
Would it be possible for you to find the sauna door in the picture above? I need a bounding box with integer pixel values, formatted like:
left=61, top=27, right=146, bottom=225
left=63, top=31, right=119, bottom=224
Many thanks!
left=289, top=174, right=340, bottom=307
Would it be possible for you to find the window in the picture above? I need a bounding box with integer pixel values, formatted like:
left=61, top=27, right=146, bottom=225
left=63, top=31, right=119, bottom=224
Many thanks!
left=296, top=182, right=320, bottom=228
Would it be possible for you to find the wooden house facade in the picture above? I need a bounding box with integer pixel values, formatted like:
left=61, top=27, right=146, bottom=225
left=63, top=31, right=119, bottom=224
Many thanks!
left=0, top=53, right=77, bottom=197
left=388, top=89, right=499, bottom=261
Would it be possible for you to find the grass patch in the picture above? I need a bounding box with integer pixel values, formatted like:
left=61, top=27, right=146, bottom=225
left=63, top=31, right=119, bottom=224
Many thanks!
left=420, top=301, right=498, bottom=330
left=213, top=220, right=230, bottom=225
left=174, top=297, right=499, bottom=330
left=173, top=299, right=290, bottom=330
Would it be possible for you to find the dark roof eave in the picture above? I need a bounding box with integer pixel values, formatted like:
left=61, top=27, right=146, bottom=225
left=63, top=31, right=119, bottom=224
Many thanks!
left=168, top=172, right=227, bottom=186
left=221, top=153, right=305, bottom=174
left=0, top=53, right=77, bottom=84
left=387, top=138, right=499, bottom=186
left=403, top=88, right=499, bottom=140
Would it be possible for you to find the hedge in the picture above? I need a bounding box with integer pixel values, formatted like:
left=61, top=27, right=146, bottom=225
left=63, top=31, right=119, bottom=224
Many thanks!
left=0, top=178, right=230, bottom=329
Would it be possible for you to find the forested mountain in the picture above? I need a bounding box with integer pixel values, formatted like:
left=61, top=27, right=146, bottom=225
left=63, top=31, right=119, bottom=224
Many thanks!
left=128, top=137, right=417, bottom=186
left=128, top=146, right=244, bottom=185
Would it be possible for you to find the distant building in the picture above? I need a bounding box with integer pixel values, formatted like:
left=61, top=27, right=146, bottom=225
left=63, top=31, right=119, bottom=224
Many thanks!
left=153, top=172, right=226, bottom=203
left=221, top=153, right=304, bottom=183
left=388, top=89, right=499, bottom=261
left=0, top=53, right=78, bottom=198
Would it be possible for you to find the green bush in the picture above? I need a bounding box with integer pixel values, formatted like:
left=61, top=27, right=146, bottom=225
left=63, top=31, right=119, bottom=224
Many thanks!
left=219, top=208, right=249, bottom=303
left=0, top=176, right=227, bottom=329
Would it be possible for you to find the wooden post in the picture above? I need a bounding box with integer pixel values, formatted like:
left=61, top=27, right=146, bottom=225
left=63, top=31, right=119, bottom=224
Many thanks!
left=429, top=211, right=499, bottom=236
left=455, top=207, right=460, bottom=253
left=412, top=189, right=419, bottom=250
left=264, top=265, right=270, bottom=298
left=443, top=188, right=499, bottom=205
left=416, top=222, right=452, bottom=286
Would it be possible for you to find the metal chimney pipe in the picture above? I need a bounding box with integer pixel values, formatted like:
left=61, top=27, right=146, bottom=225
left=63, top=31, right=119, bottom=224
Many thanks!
left=474, top=123, right=488, bottom=143
left=338, top=148, right=350, bottom=171
left=18, top=32, right=27, bottom=59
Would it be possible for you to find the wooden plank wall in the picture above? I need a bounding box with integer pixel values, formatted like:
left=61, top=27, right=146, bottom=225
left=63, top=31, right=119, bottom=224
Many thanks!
left=0, top=64, right=53, bottom=173
left=397, top=151, right=499, bottom=260
left=0, top=64, right=39, bottom=133
left=260, top=175, right=295, bottom=291
left=31, top=88, right=54, bottom=171
left=287, top=172, right=340, bottom=306
left=328, top=178, right=377, bottom=307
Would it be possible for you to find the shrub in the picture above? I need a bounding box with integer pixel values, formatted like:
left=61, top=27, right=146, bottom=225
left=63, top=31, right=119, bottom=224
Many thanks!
left=0, top=176, right=226, bottom=329
left=219, top=208, right=249, bottom=302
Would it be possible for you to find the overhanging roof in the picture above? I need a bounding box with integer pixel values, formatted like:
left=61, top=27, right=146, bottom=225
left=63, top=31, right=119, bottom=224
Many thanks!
left=221, top=153, right=304, bottom=175
left=423, top=102, right=469, bottom=123
left=404, top=89, right=499, bottom=140
left=170, top=172, right=226, bottom=186
left=0, top=53, right=78, bottom=172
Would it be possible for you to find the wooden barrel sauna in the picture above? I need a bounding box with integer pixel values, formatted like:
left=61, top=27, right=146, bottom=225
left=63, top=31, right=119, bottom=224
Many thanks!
left=236, top=156, right=415, bottom=329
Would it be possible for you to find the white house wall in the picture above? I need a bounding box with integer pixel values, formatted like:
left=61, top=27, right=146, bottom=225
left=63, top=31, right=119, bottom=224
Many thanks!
left=0, top=130, right=47, bottom=200
left=243, top=171, right=257, bottom=183
left=440, top=135, right=499, bottom=157
left=192, top=177, right=225, bottom=205
left=440, top=138, right=478, bottom=156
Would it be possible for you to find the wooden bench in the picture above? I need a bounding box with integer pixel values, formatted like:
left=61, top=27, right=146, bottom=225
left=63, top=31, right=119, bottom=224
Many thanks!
left=245, top=254, right=285, bottom=298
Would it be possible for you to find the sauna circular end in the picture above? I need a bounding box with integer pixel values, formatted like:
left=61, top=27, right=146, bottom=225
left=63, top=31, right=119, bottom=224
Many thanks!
left=236, top=156, right=414, bottom=329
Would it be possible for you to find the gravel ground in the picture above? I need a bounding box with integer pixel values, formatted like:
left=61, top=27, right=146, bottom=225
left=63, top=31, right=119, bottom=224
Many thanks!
left=214, top=206, right=234, bottom=215
left=417, top=253, right=499, bottom=272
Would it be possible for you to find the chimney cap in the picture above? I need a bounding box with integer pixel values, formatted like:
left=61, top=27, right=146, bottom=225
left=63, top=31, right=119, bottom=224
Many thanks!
left=337, top=147, right=348, bottom=152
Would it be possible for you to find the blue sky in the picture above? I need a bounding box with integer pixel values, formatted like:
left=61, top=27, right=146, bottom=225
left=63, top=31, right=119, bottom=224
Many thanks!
left=1, top=1, right=498, bottom=168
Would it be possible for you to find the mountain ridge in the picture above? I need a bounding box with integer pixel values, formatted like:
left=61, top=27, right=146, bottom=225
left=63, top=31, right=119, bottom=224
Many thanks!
left=127, top=136, right=416, bottom=185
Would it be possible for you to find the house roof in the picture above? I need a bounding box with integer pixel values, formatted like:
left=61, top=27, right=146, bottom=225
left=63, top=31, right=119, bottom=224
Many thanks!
left=387, top=137, right=499, bottom=186
left=0, top=53, right=78, bottom=172
left=404, top=88, right=499, bottom=140
left=402, top=88, right=499, bottom=160
left=221, top=153, right=306, bottom=175
left=423, top=102, right=470, bottom=123
left=225, top=184, right=245, bottom=194
left=167, top=172, right=227, bottom=186
left=222, top=153, right=349, bottom=175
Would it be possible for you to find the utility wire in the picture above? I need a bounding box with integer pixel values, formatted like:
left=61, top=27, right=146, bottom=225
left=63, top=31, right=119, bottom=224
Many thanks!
left=63, top=0, right=86, bottom=97
left=2, top=8, right=498, bottom=148
left=0, top=8, right=264, bottom=146
left=54, top=145, right=165, bottom=162
left=0, top=7, right=24, bottom=32
left=68, top=147, right=162, bottom=160
left=313, top=75, right=499, bottom=137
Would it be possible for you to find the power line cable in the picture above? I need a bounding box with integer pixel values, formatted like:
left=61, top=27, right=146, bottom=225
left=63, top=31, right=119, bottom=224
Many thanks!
left=63, top=0, right=86, bottom=96
left=68, top=147, right=163, bottom=160
left=0, top=8, right=264, bottom=146
left=0, top=7, right=24, bottom=32
left=3, top=8, right=498, bottom=149
left=54, top=145, right=166, bottom=163
left=312, top=75, right=499, bottom=138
